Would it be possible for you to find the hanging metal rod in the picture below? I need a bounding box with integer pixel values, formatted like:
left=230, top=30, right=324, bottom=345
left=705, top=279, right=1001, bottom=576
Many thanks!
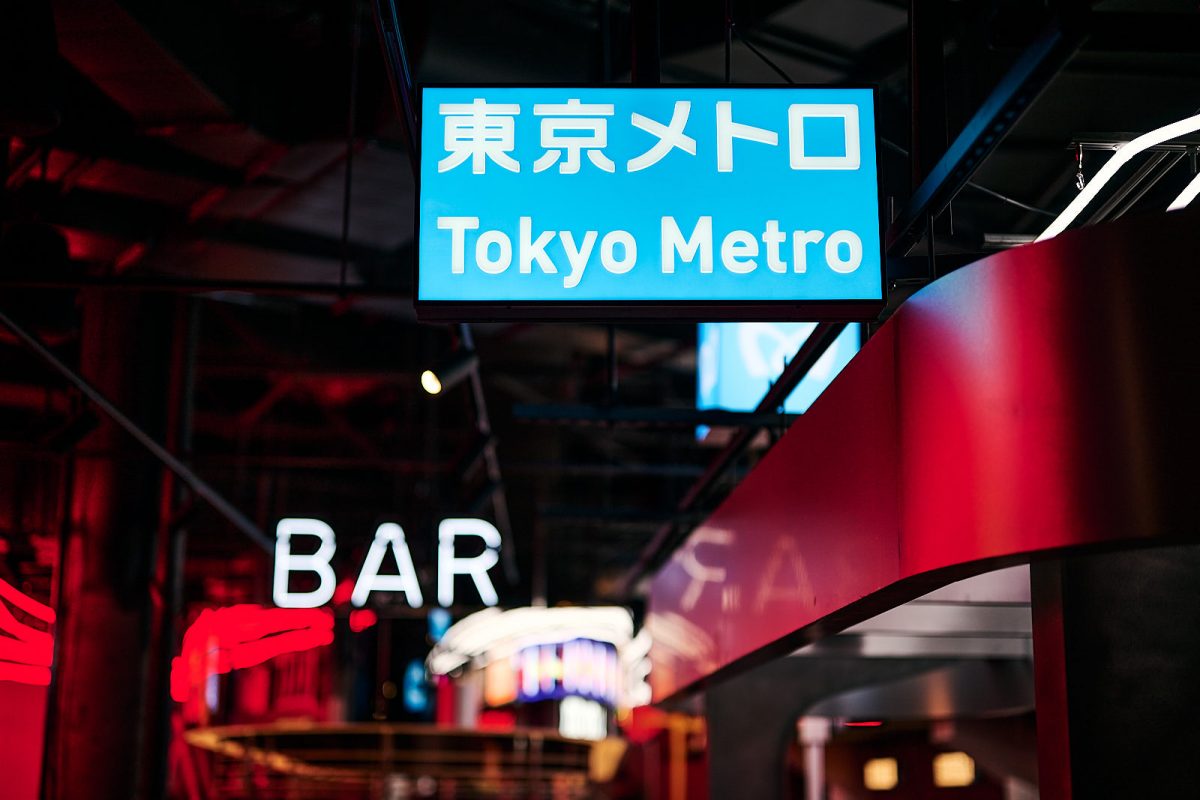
left=0, top=308, right=273, bottom=552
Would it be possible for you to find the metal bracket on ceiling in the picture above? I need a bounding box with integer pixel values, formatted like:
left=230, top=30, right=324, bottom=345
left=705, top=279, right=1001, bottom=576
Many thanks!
left=886, top=14, right=1088, bottom=258
left=371, top=0, right=420, bottom=178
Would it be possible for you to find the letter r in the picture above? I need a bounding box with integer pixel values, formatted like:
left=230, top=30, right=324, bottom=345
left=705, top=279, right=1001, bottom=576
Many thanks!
left=438, top=518, right=501, bottom=607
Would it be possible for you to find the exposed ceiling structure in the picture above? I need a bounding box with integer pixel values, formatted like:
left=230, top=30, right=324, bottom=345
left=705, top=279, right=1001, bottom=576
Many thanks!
left=2, top=0, right=1199, bottom=612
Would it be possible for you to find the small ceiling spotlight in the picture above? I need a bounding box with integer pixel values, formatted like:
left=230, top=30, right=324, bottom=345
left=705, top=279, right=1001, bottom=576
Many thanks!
left=421, top=351, right=479, bottom=395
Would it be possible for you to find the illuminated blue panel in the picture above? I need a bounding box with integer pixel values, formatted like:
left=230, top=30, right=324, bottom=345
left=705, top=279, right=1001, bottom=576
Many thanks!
left=402, top=659, right=430, bottom=714
left=418, top=87, right=882, bottom=308
left=427, top=607, right=452, bottom=644
left=697, top=322, right=861, bottom=428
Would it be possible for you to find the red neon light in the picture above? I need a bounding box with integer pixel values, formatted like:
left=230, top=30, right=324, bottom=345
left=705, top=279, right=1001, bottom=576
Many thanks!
left=332, top=577, right=355, bottom=606
left=0, top=578, right=56, bottom=687
left=843, top=720, right=884, bottom=728
left=170, top=605, right=333, bottom=703
left=348, top=608, right=377, bottom=633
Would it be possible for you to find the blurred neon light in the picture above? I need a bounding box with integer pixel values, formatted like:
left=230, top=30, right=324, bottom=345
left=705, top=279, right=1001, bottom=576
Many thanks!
left=515, top=639, right=620, bottom=706
left=428, top=606, right=635, bottom=675
left=1037, top=114, right=1200, bottom=241
left=348, top=608, right=378, bottom=633
left=0, top=578, right=55, bottom=686
left=933, top=752, right=976, bottom=787
left=170, top=605, right=333, bottom=703
left=1167, top=170, right=1200, bottom=211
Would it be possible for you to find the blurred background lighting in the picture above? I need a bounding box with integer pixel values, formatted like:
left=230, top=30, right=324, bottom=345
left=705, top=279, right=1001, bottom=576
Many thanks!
left=863, top=757, right=899, bottom=791
left=933, top=751, right=976, bottom=787
left=421, top=351, right=479, bottom=396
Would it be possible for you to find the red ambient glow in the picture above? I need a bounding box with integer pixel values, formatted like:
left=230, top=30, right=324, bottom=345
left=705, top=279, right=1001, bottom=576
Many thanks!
left=170, top=605, right=334, bottom=703
left=0, top=579, right=56, bottom=687
left=843, top=720, right=884, bottom=728
left=348, top=608, right=378, bottom=632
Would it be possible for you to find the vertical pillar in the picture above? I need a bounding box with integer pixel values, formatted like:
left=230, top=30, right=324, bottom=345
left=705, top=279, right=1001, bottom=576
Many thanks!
left=908, top=0, right=947, bottom=190
left=798, top=717, right=830, bottom=800
left=46, top=290, right=172, bottom=800
left=1031, top=545, right=1200, bottom=797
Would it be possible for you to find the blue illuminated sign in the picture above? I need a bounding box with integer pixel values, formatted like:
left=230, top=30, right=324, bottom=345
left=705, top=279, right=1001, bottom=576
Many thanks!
left=516, top=639, right=618, bottom=707
left=418, top=87, right=882, bottom=318
left=697, top=322, right=860, bottom=432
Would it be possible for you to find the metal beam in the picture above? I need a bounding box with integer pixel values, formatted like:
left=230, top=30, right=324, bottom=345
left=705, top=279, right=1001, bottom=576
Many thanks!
left=459, top=324, right=519, bottom=585
left=513, top=403, right=797, bottom=428
left=885, top=17, right=1086, bottom=257
left=7, top=183, right=412, bottom=277
left=0, top=307, right=273, bottom=552
left=617, top=322, right=846, bottom=594
left=0, top=274, right=414, bottom=298
left=371, top=0, right=420, bottom=178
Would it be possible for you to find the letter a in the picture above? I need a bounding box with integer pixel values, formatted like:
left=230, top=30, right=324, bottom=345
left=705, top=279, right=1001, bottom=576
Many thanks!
left=352, top=523, right=425, bottom=608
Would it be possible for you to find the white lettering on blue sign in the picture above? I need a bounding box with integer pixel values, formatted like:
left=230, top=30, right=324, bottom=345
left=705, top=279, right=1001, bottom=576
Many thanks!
left=420, top=88, right=882, bottom=304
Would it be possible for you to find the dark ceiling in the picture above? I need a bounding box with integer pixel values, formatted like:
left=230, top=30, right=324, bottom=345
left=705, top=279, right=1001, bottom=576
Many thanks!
left=2, top=0, right=1199, bottom=611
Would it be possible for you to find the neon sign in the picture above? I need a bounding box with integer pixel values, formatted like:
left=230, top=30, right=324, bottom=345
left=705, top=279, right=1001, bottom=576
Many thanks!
left=0, top=578, right=55, bottom=687
left=482, top=639, right=620, bottom=708
left=418, top=87, right=883, bottom=319
left=272, top=517, right=502, bottom=610
left=169, top=604, right=333, bottom=704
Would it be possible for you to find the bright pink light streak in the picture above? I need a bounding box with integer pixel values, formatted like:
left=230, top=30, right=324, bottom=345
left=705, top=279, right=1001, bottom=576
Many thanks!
left=0, top=578, right=56, bottom=687
left=348, top=608, right=377, bottom=633
left=170, top=605, right=334, bottom=703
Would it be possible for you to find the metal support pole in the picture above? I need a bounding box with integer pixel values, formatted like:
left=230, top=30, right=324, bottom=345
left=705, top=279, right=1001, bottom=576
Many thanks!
left=147, top=298, right=199, bottom=800
left=724, top=0, right=733, bottom=84
left=909, top=0, right=948, bottom=191
left=886, top=15, right=1086, bottom=257
left=798, top=717, right=831, bottom=800
left=630, top=0, right=661, bottom=85
left=372, top=0, right=420, bottom=178
left=458, top=324, right=519, bottom=584
left=606, top=325, right=618, bottom=404
left=340, top=0, right=363, bottom=292
left=598, top=0, right=611, bottom=83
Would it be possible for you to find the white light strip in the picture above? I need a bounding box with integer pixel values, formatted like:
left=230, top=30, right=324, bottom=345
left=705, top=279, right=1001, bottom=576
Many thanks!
left=1037, top=113, right=1200, bottom=242
left=1168, top=170, right=1200, bottom=211
left=427, top=606, right=635, bottom=675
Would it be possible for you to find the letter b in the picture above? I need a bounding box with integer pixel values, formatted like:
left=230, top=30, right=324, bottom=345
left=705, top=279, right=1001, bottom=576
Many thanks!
left=273, top=518, right=337, bottom=608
